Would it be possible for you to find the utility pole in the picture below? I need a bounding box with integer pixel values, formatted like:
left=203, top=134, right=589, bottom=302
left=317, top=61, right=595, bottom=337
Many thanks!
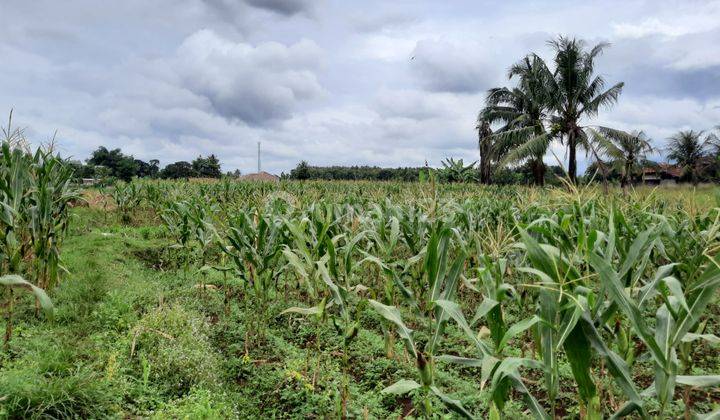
left=257, top=141, right=261, bottom=173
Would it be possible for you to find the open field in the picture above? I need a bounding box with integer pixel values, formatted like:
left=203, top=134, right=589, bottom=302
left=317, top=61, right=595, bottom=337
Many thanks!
left=2, top=180, right=720, bottom=419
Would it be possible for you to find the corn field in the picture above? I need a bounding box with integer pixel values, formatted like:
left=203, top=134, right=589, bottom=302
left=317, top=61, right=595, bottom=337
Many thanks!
left=1, top=146, right=719, bottom=417
left=1, top=121, right=78, bottom=350
left=96, top=177, right=720, bottom=419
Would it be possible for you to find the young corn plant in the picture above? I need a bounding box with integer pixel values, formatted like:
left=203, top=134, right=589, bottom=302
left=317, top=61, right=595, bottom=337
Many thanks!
left=434, top=297, right=548, bottom=420
left=282, top=233, right=366, bottom=418
left=591, top=250, right=720, bottom=419
left=111, top=181, right=142, bottom=224
left=434, top=256, right=547, bottom=419
left=363, top=203, right=406, bottom=357
left=281, top=203, right=338, bottom=299
left=517, top=227, right=647, bottom=419
left=186, top=198, right=218, bottom=290
left=160, top=200, right=193, bottom=277
left=223, top=207, right=286, bottom=341
left=370, top=226, right=473, bottom=418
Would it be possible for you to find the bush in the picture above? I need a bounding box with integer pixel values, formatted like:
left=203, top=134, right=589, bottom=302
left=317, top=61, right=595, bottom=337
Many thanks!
left=131, top=305, right=222, bottom=396
left=150, top=388, right=237, bottom=419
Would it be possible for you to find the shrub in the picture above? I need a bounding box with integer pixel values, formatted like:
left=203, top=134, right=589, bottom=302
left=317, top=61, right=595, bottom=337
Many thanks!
left=131, top=305, right=222, bottom=396
left=150, top=388, right=237, bottom=419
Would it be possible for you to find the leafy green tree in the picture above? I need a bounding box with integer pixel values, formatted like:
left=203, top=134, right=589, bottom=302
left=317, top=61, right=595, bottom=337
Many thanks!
left=225, top=169, right=242, bottom=178
left=134, top=159, right=156, bottom=178
left=160, top=161, right=195, bottom=179
left=86, top=146, right=144, bottom=181
left=293, top=161, right=311, bottom=180
left=65, top=160, right=96, bottom=180
left=192, top=154, right=222, bottom=178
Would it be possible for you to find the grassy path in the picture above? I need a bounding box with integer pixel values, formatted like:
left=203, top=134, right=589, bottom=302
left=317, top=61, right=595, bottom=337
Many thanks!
left=2, top=210, right=480, bottom=418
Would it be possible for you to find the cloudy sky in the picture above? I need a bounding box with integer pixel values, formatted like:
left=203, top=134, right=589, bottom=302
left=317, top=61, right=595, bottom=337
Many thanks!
left=2, top=0, right=719, bottom=174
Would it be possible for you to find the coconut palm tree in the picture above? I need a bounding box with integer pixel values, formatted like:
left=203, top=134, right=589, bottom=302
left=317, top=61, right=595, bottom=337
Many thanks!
left=586, top=127, right=654, bottom=188
left=546, top=37, right=624, bottom=183
left=666, top=130, right=711, bottom=185
left=483, top=55, right=554, bottom=186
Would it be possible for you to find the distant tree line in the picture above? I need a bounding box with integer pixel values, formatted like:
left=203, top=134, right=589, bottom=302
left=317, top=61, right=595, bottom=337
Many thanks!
left=284, top=161, right=425, bottom=182
left=283, top=159, right=569, bottom=185
left=68, top=146, right=225, bottom=181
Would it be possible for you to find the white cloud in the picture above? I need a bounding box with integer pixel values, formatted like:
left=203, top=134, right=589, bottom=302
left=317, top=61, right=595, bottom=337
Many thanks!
left=174, top=29, right=324, bottom=124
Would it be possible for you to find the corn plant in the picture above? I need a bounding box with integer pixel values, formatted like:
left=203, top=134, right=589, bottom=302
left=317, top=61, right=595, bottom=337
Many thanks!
left=434, top=256, right=547, bottom=419
left=28, top=148, right=79, bottom=290
left=187, top=198, right=218, bottom=289
left=434, top=297, right=548, bottom=420
left=592, top=251, right=720, bottom=418
left=370, top=225, right=472, bottom=418
left=0, top=143, right=32, bottom=276
left=1, top=117, right=78, bottom=293
left=282, top=203, right=338, bottom=299
left=517, top=227, right=647, bottom=419
left=282, top=232, right=366, bottom=418
left=223, top=207, right=286, bottom=339
left=160, top=200, right=194, bottom=276
left=111, top=181, right=142, bottom=223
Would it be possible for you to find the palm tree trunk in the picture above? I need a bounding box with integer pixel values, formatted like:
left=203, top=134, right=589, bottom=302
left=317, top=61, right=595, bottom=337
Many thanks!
left=479, top=134, right=491, bottom=184
left=621, top=161, right=631, bottom=192
left=532, top=158, right=545, bottom=186
left=568, top=132, right=577, bottom=183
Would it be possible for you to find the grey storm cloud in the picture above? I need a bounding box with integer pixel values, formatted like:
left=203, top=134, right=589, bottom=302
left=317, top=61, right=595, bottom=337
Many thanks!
left=202, top=0, right=315, bottom=24
left=244, top=0, right=315, bottom=16
left=410, top=39, right=502, bottom=94
left=173, top=29, right=324, bottom=125
left=1, top=0, right=719, bottom=175
left=598, top=28, right=720, bottom=100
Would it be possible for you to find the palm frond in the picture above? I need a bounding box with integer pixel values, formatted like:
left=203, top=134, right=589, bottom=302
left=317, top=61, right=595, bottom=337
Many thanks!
left=501, top=132, right=553, bottom=166
left=581, top=82, right=624, bottom=116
